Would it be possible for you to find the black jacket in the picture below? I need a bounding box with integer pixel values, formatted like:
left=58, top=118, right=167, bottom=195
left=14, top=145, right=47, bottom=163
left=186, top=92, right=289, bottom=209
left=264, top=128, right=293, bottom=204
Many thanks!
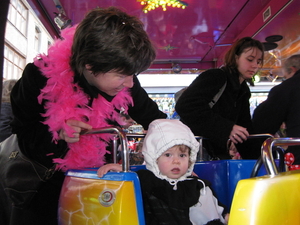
left=175, top=68, right=257, bottom=159
left=252, top=70, right=300, bottom=162
left=136, top=170, right=227, bottom=225
left=137, top=170, right=202, bottom=225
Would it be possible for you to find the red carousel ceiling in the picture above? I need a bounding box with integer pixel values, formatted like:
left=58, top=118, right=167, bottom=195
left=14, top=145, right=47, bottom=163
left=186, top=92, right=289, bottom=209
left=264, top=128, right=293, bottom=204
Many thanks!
left=27, top=0, right=300, bottom=71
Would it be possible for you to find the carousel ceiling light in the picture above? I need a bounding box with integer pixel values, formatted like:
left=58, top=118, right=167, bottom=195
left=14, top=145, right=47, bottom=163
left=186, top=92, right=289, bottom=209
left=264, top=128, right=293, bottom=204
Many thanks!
left=138, top=0, right=188, bottom=13
left=172, top=63, right=182, bottom=73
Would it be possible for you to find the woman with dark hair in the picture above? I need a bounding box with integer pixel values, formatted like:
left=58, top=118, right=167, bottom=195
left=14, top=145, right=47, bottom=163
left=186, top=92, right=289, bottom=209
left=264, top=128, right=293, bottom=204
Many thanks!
left=0, top=7, right=166, bottom=225
left=175, top=37, right=264, bottom=159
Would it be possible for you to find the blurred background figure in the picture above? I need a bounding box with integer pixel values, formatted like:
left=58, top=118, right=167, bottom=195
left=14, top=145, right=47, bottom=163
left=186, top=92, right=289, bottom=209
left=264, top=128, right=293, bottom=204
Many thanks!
left=118, top=112, right=145, bottom=165
left=171, top=87, right=187, bottom=120
left=252, top=54, right=300, bottom=170
left=0, top=79, right=17, bottom=142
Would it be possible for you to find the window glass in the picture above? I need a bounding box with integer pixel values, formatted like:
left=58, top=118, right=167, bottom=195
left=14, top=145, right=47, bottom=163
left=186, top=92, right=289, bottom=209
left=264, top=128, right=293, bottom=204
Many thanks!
left=3, top=44, right=25, bottom=80
left=7, top=0, right=28, bottom=36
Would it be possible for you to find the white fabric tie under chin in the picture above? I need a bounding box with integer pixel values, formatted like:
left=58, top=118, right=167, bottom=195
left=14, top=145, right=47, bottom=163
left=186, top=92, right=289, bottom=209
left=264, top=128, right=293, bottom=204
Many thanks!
left=168, top=178, right=206, bottom=194
left=169, top=180, right=178, bottom=190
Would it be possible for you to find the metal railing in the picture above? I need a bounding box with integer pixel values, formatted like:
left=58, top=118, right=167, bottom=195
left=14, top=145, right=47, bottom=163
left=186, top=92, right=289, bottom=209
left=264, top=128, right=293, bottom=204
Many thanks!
left=262, top=137, right=300, bottom=175
left=81, top=127, right=130, bottom=172
left=81, top=129, right=205, bottom=169
left=81, top=128, right=300, bottom=176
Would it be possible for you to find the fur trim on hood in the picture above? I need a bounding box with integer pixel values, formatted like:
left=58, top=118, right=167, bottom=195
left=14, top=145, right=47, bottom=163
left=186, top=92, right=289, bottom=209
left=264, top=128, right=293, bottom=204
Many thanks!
left=142, top=119, right=199, bottom=185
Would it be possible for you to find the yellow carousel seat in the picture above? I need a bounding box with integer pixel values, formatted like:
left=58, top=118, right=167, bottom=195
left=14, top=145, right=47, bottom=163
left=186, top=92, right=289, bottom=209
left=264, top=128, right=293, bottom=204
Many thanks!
left=229, top=137, right=300, bottom=225
left=58, top=169, right=145, bottom=225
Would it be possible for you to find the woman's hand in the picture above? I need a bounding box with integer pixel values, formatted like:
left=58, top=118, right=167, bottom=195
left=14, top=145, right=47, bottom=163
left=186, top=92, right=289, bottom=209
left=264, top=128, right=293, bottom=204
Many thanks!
left=59, top=119, right=92, bottom=143
left=97, top=163, right=122, bottom=177
left=229, top=125, right=249, bottom=144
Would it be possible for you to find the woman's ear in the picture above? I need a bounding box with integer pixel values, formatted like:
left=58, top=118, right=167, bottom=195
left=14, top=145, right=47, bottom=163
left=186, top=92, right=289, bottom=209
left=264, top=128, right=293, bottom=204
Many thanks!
left=85, top=64, right=95, bottom=76
left=235, top=54, right=239, bottom=62
left=85, top=64, right=92, bottom=71
left=291, top=66, right=298, bottom=75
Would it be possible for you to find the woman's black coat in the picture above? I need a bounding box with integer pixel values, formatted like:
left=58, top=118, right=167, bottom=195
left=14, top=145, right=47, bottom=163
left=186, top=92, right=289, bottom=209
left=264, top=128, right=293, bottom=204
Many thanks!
left=175, top=68, right=258, bottom=159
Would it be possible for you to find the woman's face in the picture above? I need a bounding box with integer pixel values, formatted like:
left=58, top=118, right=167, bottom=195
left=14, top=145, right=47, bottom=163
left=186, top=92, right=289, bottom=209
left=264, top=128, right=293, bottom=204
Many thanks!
left=236, top=47, right=263, bottom=83
left=84, top=68, right=134, bottom=96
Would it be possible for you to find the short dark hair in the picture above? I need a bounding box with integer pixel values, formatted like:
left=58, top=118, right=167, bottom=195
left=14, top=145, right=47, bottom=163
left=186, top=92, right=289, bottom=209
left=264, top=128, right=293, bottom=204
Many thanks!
left=70, top=7, right=156, bottom=76
left=224, top=37, right=264, bottom=72
left=177, top=144, right=192, bottom=165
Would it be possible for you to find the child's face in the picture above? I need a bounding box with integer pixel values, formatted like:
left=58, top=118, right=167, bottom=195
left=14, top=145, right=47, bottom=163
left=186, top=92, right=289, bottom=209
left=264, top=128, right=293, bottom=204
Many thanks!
left=157, top=145, right=190, bottom=179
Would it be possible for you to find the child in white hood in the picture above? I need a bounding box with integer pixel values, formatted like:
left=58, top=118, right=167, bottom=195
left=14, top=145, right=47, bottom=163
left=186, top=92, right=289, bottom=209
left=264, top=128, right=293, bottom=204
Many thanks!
left=98, top=119, right=229, bottom=225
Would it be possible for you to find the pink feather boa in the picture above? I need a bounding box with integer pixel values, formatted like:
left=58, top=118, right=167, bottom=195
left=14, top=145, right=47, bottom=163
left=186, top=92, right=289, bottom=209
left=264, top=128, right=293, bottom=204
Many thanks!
left=34, top=26, right=133, bottom=171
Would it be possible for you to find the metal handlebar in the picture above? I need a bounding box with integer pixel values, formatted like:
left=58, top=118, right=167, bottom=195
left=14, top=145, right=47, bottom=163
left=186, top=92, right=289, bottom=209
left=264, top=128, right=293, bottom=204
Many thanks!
left=80, top=127, right=130, bottom=172
left=262, top=137, right=300, bottom=175
left=81, top=129, right=284, bottom=173
left=126, top=133, right=146, bottom=138
left=246, top=133, right=274, bottom=139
